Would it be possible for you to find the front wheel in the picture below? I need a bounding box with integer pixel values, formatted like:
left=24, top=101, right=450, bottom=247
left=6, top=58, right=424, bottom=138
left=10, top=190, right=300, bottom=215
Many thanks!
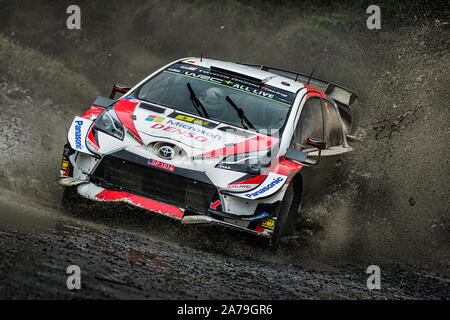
left=269, top=182, right=300, bottom=252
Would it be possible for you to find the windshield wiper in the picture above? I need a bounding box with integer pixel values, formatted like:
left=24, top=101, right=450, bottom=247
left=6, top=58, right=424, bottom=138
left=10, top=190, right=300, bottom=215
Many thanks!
left=225, top=96, right=256, bottom=131
left=187, top=83, right=209, bottom=118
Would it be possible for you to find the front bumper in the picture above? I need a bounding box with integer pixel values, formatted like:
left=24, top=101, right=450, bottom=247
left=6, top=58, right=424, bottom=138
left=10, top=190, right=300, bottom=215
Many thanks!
left=66, top=181, right=276, bottom=237
left=60, top=144, right=279, bottom=237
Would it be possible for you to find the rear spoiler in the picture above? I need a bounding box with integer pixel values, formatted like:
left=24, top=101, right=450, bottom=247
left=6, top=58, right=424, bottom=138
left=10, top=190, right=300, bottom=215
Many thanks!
left=238, top=63, right=358, bottom=106
left=238, top=63, right=360, bottom=134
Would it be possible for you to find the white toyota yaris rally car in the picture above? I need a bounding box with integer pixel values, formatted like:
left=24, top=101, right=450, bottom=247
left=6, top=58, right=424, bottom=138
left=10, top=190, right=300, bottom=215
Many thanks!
left=60, top=57, right=358, bottom=250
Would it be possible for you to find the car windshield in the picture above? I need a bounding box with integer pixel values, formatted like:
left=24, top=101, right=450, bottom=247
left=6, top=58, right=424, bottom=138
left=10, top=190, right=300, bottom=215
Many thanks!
left=136, top=62, right=295, bottom=133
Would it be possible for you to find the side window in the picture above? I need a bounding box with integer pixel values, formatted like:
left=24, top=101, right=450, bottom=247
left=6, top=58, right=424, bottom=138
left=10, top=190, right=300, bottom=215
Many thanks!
left=291, top=98, right=324, bottom=150
left=322, top=99, right=344, bottom=147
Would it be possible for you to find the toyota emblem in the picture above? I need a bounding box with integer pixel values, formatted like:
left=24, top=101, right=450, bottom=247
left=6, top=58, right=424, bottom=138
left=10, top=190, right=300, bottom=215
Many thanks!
left=158, top=145, right=175, bottom=160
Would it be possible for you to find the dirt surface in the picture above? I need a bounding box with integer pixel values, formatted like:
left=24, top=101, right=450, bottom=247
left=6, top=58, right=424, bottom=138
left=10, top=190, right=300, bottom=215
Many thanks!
left=0, top=71, right=448, bottom=300
left=0, top=189, right=448, bottom=300
left=0, top=1, right=449, bottom=299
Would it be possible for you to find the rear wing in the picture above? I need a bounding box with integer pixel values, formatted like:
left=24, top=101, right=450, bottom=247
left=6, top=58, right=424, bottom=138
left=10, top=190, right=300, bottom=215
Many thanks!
left=239, top=63, right=360, bottom=134
left=239, top=63, right=358, bottom=105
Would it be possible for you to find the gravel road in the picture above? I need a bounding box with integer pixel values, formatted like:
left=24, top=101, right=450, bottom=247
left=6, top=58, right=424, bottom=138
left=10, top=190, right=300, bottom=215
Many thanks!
left=0, top=190, right=448, bottom=299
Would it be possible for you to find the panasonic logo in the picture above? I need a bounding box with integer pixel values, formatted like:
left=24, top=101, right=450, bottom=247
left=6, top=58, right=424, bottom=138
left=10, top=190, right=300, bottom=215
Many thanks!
left=244, top=177, right=285, bottom=198
left=74, top=120, right=83, bottom=150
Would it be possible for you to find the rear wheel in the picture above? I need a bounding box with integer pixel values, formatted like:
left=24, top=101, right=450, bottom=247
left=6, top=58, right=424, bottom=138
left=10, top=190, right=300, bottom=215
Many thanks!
left=269, top=182, right=301, bottom=252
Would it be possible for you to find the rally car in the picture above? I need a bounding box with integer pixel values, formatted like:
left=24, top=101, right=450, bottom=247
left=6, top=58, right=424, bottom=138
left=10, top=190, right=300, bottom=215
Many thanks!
left=60, top=57, right=358, bottom=250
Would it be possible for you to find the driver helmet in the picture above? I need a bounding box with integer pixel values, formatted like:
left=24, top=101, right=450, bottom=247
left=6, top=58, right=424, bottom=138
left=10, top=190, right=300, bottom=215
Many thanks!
left=199, top=87, right=225, bottom=114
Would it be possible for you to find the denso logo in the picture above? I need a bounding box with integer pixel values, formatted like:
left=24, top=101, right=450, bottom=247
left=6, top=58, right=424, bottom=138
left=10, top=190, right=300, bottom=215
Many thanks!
left=244, top=177, right=285, bottom=198
left=150, top=123, right=208, bottom=142
left=74, top=120, right=83, bottom=150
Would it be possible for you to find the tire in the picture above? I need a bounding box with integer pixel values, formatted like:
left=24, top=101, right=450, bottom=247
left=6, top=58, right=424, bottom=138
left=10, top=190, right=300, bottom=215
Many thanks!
left=269, top=182, right=301, bottom=253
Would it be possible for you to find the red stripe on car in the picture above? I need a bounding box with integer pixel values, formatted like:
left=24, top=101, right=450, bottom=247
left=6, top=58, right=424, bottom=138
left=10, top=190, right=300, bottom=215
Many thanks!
left=304, top=85, right=327, bottom=99
left=197, top=135, right=278, bottom=158
left=87, top=124, right=100, bottom=149
left=95, top=189, right=184, bottom=219
left=228, top=157, right=302, bottom=187
left=81, top=106, right=104, bottom=119
left=270, top=156, right=303, bottom=176
left=229, top=174, right=267, bottom=186
left=114, top=99, right=143, bottom=144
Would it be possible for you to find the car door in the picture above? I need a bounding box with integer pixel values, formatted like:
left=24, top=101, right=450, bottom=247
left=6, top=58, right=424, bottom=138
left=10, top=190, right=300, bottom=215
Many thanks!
left=321, top=98, right=346, bottom=149
left=290, top=97, right=324, bottom=151
left=290, top=96, right=350, bottom=200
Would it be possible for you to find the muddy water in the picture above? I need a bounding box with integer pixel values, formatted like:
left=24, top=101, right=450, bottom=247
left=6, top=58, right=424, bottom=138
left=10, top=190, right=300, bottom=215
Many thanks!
left=0, top=79, right=449, bottom=298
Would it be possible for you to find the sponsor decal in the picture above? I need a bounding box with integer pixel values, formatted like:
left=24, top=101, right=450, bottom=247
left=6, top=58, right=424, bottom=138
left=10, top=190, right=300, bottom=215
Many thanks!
left=164, top=63, right=295, bottom=106
left=165, top=119, right=222, bottom=140
left=168, top=111, right=218, bottom=129
left=242, top=212, right=269, bottom=221
left=227, top=184, right=253, bottom=190
left=74, top=120, right=84, bottom=150
left=260, top=218, right=275, bottom=230
left=210, top=200, right=221, bottom=210
left=145, top=115, right=165, bottom=123
left=180, top=65, right=199, bottom=71
left=126, top=130, right=136, bottom=139
left=86, top=139, right=100, bottom=152
left=231, top=84, right=276, bottom=99
left=124, top=97, right=141, bottom=103
left=244, top=177, right=285, bottom=199
left=125, top=129, right=144, bottom=145
left=150, top=123, right=211, bottom=142
left=148, top=159, right=175, bottom=172
left=191, top=156, right=221, bottom=161
left=61, top=160, right=69, bottom=171
left=167, top=67, right=181, bottom=73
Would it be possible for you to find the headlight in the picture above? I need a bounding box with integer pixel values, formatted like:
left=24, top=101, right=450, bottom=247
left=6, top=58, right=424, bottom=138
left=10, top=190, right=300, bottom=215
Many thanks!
left=94, top=107, right=124, bottom=141
left=215, top=150, right=272, bottom=175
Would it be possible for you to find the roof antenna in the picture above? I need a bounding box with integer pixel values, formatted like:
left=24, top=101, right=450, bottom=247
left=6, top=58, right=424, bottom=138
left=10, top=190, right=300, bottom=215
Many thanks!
left=306, top=64, right=318, bottom=85
left=200, top=53, right=203, bottom=62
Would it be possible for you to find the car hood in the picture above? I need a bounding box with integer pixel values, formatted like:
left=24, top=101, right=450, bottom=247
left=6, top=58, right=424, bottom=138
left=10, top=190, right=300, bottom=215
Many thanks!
left=114, top=97, right=279, bottom=163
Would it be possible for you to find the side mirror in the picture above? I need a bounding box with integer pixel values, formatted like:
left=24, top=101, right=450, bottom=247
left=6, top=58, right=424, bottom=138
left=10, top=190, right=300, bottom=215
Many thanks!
left=290, top=138, right=327, bottom=166
left=110, top=83, right=131, bottom=99
left=285, top=148, right=308, bottom=163
left=306, top=138, right=326, bottom=150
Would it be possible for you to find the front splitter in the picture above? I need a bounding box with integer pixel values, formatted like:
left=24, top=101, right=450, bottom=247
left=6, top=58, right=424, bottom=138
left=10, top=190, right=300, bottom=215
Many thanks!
left=76, top=183, right=185, bottom=220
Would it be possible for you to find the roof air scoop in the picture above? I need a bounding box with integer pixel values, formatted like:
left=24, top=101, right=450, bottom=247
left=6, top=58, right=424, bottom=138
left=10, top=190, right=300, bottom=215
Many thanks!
left=210, top=66, right=265, bottom=84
